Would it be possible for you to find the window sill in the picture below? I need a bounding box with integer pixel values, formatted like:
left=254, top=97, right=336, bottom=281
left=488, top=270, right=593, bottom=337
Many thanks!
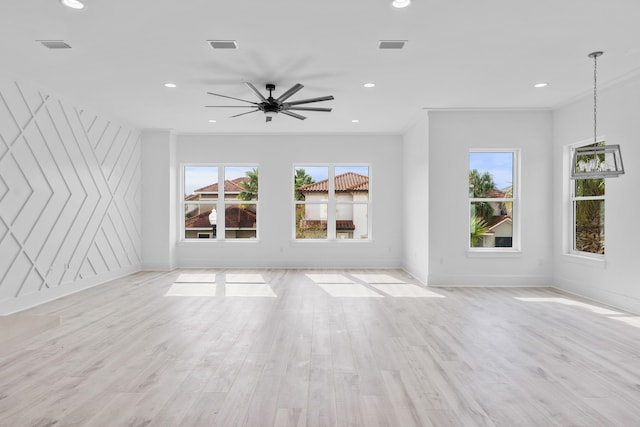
left=561, top=253, right=606, bottom=269
left=178, top=239, right=260, bottom=245
left=467, top=249, right=522, bottom=258
left=290, top=239, right=373, bottom=245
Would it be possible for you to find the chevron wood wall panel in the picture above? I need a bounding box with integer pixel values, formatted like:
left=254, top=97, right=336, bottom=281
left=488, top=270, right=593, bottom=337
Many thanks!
left=0, top=79, right=141, bottom=312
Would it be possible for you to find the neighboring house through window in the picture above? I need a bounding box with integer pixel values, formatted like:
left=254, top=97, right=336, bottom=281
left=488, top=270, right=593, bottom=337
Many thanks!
left=294, top=165, right=370, bottom=240
left=183, top=165, right=258, bottom=240
left=469, top=150, right=518, bottom=250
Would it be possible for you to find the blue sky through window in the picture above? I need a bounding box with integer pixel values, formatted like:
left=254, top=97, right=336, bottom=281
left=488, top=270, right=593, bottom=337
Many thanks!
left=469, top=152, right=513, bottom=190
left=184, top=166, right=217, bottom=195
left=295, top=166, right=369, bottom=183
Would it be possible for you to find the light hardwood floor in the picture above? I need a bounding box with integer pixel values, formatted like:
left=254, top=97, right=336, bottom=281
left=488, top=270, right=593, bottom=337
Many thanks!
left=1, top=269, right=640, bottom=426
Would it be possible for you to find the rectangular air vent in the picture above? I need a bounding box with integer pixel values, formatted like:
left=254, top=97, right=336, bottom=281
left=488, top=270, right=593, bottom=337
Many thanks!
left=378, top=40, right=407, bottom=50
left=38, top=40, right=72, bottom=49
left=207, top=40, right=238, bottom=49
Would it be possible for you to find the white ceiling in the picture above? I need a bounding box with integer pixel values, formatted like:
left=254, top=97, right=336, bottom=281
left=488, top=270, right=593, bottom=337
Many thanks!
left=2, top=0, right=640, bottom=134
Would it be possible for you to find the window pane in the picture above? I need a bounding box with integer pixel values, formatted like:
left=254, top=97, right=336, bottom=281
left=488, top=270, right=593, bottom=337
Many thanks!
left=225, top=166, right=258, bottom=201
left=296, top=203, right=328, bottom=239
left=185, top=166, right=218, bottom=201
left=575, top=200, right=604, bottom=254
left=185, top=203, right=217, bottom=239
left=335, top=165, right=369, bottom=199
left=336, top=203, right=368, bottom=239
left=469, top=152, right=513, bottom=198
left=225, top=203, right=257, bottom=239
left=294, top=166, right=328, bottom=201
left=575, top=178, right=604, bottom=197
left=470, top=202, right=513, bottom=248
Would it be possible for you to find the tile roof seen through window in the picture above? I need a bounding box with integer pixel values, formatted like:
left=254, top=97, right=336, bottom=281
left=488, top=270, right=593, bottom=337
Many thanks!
left=185, top=207, right=256, bottom=229
left=298, top=172, right=368, bottom=193
left=485, top=189, right=508, bottom=198
left=194, top=177, right=248, bottom=194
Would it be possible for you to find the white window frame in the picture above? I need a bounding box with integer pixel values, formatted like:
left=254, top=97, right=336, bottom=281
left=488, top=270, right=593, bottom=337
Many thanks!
left=568, top=139, right=605, bottom=259
left=293, top=164, right=371, bottom=242
left=468, top=149, right=520, bottom=254
left=181, top=163, right=259, bottom=242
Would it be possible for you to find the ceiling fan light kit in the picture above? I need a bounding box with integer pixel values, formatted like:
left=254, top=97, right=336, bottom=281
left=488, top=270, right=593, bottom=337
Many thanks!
left=60, top=0, right=85, bottom=9
left=392, top=0, right=411, bottom=9
left=206, top=82, right=334, bottom=123
left=571, top=51, right=625, bottom=179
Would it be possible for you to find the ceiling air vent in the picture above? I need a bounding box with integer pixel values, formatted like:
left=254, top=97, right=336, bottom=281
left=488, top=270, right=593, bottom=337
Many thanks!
left=38, top=40, right=72, bottom=49
left=378, top=40, right=407, bottom=50
left=207, top=40, right=238, bottom=50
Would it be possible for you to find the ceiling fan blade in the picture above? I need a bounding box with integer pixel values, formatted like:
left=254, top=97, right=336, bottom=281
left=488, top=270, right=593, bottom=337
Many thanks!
left=280, top=110, right=307, bottom=120
left=285, top=106, right=332, bottom=112
left=284, top=95, right=334, bottom=106
left=266, top=116, right=273, bottom=123
left=245, top=82, right=268, bottom=102
left=230, top=109, right=260, bottom=118
left=205, top=105, right=258, bottom=108
left=276, top=83, right=304, bottom=103
left=207, top=92, right=258, bottom=104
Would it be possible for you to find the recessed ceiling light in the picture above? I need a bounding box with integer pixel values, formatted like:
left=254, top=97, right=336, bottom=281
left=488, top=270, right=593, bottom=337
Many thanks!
left=392, top=0, right=411, bottom=8
left=164, top=83, right=177, bottom=88
left=534, top=82, right=549, bottom=88
left=208, top=119, right=217, bottom=123
left=60, top=0, right=85, bottom=9
left=352, top=119, right=360, bottom=123
left=363, top=83, right=376, bottom=88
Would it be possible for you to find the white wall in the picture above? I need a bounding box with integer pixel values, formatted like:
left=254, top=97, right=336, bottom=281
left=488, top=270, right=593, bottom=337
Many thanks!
left=553, top=74, right=640, bottom=314
left=402, top=111, right=429, bottom=283
left=0, top=76, right=142, bottom=314
left=427, top=111, right=553, bottom=286
left=141, top=130, right=177, bottom=270
left=162, top=133, right=404, bottom=268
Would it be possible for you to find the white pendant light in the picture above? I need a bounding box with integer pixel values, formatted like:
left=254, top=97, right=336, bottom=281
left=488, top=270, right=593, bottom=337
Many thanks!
left=571, top=51, right=625, bottom=179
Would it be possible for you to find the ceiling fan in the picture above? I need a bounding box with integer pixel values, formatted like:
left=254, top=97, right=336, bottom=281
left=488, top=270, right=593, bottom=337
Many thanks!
left=206, top=82, right=334, bottom=122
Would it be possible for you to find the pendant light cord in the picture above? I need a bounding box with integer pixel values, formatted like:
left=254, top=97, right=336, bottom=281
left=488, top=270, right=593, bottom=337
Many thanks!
left=593, top=53, right=598, bottom=144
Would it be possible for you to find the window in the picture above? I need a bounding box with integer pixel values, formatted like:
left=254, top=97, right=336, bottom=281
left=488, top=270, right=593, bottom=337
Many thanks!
left=469, top=151, right=518, bottom=250
left=294, top=165, right=370, bottom=240
left=571, top=143, right=605, bottom=255
left=183, top=165, right=258, bottom=240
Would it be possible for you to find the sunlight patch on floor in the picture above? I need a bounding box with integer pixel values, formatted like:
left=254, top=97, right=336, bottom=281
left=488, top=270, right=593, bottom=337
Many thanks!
left=515, top=297, right=622, bottom=315
left=608, top=316, right=640, bottom=328
left=225, top=273, right=266, bottom=283
left=175, top=273, right=217, bottom=283
left=165, top=283, right=217, bottom=296
left=306, top=273, right=354, bottom=284
left=225, top=283, right=276, bottom=297
left=351, top=273, right=406, bottom=284
left=317, top=283, right=384, bottom=298
left=371, top=284, right=446, bottom=298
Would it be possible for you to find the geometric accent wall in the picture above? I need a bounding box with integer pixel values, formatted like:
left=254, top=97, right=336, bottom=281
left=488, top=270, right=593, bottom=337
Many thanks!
left=0, top=79, right=141, bottom=311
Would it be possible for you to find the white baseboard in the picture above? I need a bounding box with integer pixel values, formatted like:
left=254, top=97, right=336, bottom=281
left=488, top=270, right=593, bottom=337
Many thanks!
left=141, top=261, right=176, bottom=271
left=401, top=263, right=427, bottom=286
left=553, top=277, right=640, bottom=316
left=0, top=265, right=141, bottom=315
left=427, top=274, right=553, bottom=287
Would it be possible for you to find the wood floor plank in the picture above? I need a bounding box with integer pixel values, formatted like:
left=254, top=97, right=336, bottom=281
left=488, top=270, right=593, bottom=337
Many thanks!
left=1, top=269, right=640, bottom=426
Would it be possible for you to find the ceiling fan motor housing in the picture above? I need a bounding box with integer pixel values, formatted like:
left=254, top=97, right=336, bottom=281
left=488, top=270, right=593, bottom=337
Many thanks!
left=206, top=82, right=334, bottom=122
